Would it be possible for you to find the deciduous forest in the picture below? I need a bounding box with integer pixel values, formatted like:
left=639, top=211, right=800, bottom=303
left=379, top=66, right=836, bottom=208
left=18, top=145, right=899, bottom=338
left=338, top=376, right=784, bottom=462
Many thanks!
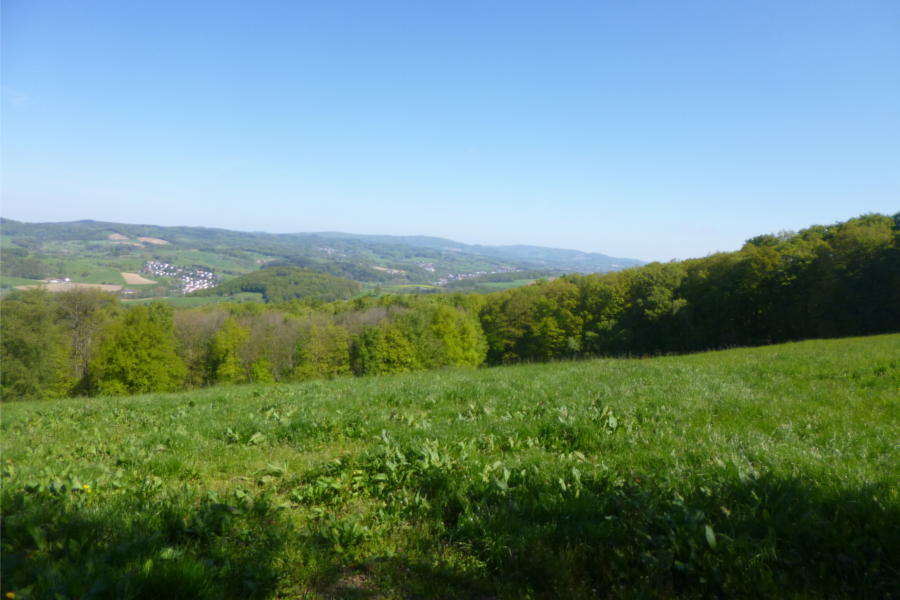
left=2, top=213, right=897, bottom=402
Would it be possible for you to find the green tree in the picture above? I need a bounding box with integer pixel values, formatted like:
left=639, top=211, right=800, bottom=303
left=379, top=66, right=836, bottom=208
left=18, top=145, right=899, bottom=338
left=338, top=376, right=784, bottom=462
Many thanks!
left=429, top=304, right=488, bottom=367
left=55, top=289, right=120, bottom=392
left=573, top=274, right=626, bottom=354
left=209, top=316, right=249, bottom=384
left=250, top=358, right=276, bottom=383
left=0, top=289, right=70, bottom=400
left=293, top=323, right=351, bottom=380
left=391, top=303, right=488, bottom=369
left=480, top=278, right=583, bottom=363
left=174, top=309, right=225, bottom=387
left=350, top=325, right=419, bottom=375
left=90, top=303, right=186, bottom=396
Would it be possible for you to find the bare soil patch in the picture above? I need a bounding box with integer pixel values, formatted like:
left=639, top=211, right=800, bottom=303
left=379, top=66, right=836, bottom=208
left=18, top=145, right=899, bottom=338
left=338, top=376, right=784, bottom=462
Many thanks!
left=108, top=233, right=129, bottom=240
left=16, top=282, right=123, bottom=292
left=138, top=237, right=170, bottom=245
left=121, top=272, right=157, bottom=285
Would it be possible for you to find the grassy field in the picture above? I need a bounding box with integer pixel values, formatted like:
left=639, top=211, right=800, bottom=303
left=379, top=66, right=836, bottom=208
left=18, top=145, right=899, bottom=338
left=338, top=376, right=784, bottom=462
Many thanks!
left=473, top=278, right=538, bottom=291
left=2, top=335, right=898, bottom=599
left=0, top=275, right=45, bottom=289
left=373, top=284, right=440, bottom=294
left=124, top=292, right=266, bottom=307
left=151, top=248, right=270, bottom=274
left=365, top=279, right=536, bottom=296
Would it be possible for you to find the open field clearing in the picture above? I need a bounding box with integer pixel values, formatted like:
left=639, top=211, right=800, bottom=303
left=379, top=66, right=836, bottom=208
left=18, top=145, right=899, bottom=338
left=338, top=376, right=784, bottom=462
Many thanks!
left=2, top=335, right=898, bottom=599
left=120, top=272, right=158, bottom=285
left=14, top=282, right=123, bottom=292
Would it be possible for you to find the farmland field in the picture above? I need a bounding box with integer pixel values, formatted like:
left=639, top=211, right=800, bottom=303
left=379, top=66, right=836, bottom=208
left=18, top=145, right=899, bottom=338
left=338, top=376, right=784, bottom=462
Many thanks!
left=475, top=278, right=538, bottom=291
left=14, top=282, right=124, bottom=292
left=121, top=272, right=158, bottom=285
left=124, top=292, right=266, bottom=308
left=2, top=335, right=898, bottom=599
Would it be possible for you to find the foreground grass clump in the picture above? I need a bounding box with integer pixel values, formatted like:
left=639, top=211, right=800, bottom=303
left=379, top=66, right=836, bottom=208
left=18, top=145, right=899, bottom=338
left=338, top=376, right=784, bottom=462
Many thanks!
left=2, top=334, right=898, bottom=599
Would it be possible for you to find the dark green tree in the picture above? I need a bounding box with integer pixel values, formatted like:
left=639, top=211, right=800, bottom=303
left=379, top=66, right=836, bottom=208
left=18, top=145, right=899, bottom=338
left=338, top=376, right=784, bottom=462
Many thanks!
left=55, top=289, right=120, bottom=392
left=0, top=289, right=70, bottom=400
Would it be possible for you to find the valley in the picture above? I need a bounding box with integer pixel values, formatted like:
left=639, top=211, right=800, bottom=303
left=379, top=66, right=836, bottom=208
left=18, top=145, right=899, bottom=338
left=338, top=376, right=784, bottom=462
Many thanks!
left=0, top=219, right=644, bottom=302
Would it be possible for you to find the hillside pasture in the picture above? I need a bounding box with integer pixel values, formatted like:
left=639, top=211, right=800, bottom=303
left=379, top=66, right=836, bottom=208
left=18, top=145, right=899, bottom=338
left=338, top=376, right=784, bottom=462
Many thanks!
left=14, top=281, right=123, bottom=292
left=1, top=334, right=897, bottom=598
left=124, top=292, right=265, bottom=307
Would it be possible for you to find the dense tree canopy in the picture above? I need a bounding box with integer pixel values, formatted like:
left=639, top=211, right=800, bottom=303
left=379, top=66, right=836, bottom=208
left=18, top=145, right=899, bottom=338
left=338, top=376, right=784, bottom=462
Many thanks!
left=88, top=303, right=187, bottom=396
left=2, top=214, right=897, bottom=400
left=196, top=266, right=361, bottom=302
left=0, top=247, right=49, bottom=279
left=0, top=289, right=70, bottom=400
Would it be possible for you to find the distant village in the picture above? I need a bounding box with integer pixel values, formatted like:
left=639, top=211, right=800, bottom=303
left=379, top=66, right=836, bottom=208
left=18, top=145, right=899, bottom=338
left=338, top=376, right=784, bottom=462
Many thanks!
left=141, top=261, right=218, bottom=294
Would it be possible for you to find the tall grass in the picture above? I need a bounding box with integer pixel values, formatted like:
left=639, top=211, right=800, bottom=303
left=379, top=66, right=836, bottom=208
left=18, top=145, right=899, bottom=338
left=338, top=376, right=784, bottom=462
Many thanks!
left=2, top=334, right=898, bottom=598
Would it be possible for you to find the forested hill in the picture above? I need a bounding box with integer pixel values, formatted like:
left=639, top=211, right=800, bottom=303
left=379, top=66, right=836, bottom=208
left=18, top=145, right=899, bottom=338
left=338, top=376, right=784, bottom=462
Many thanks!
left=197, top=266, right=360, bottom=303
left=312, top=231, right=645, bottom=272
left=0, top=219, right=642, bottom=287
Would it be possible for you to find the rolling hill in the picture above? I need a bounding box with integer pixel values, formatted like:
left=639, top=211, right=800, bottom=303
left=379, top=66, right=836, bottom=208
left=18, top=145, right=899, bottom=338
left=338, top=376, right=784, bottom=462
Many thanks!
left=0, top=219, right=644, bottom=296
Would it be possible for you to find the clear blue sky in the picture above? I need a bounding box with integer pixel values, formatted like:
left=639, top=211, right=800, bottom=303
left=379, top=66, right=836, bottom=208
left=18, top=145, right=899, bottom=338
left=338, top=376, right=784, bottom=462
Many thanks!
left=2, top=0, right=898, bottom=261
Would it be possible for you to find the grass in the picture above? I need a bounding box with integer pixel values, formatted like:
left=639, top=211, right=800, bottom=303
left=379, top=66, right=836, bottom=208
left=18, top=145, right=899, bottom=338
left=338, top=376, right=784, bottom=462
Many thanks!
left=0, top=275, right=45, bottom=288
left=470, top=279, right=537, bottom=291
left=154, top=248, right=267, bottom=273
left=4, top=242, right=270, bottom=289
left=376, top=284, right=440, bottom=294
left=124, top=292, right=266, bottom=307
left=50, top=257, right=129, bottom=285
left=2, top=334, right=898, bottom=599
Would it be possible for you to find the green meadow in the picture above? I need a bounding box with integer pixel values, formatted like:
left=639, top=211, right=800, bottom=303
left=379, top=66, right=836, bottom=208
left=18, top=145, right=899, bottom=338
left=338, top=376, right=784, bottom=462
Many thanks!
left=124, top=292, right=266, bottom=308
left=2, top=334, right=898, bottom=599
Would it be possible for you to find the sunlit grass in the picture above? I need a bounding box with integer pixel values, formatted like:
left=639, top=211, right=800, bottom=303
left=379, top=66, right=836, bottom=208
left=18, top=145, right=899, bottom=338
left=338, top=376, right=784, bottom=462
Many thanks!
left=2, top=334, right=898, bottom=598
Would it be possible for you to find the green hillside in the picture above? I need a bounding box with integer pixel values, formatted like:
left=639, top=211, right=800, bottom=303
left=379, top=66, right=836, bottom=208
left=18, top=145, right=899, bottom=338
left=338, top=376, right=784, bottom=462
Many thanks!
left=197, top=266, right=361, bottom=303
left=0, top=219, right=588, bottom=295
left=2, top=335, right=897, bottom=599
left=2, top=213, right=896, bottom=402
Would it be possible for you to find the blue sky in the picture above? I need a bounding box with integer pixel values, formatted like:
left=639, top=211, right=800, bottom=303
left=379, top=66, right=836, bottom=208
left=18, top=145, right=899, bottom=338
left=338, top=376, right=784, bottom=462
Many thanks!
left=2, top=0, right=898, bottom=261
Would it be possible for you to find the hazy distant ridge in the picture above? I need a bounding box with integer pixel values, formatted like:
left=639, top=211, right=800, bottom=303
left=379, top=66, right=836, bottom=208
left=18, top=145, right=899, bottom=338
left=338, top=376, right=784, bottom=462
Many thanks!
left=0, top=219, right=644, bottom=274
left=290, top=231, right=644, bottom=272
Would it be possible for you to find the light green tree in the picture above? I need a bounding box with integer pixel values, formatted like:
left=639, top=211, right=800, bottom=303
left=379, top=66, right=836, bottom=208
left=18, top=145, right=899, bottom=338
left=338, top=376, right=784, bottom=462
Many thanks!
left=350, top=325, right=419, bottom=375
left=90, top=303, right=186, bottom=396
left=293, top=323, right=350, bottom=380
left=209, top=316, right=249, bottom=384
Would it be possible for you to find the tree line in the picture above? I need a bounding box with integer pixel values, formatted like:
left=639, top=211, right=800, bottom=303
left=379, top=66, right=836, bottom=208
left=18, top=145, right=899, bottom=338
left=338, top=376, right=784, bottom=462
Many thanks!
left=2, top=213, right=897, bottom=401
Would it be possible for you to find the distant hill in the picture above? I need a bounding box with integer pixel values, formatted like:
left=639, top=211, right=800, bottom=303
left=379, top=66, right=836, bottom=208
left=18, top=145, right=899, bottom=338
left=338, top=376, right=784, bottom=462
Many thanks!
left=197, top=266, right=360, bottom=303
left=0, top=219, right=644, bottom=294
left=314, top=232, right=644, bottom=273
